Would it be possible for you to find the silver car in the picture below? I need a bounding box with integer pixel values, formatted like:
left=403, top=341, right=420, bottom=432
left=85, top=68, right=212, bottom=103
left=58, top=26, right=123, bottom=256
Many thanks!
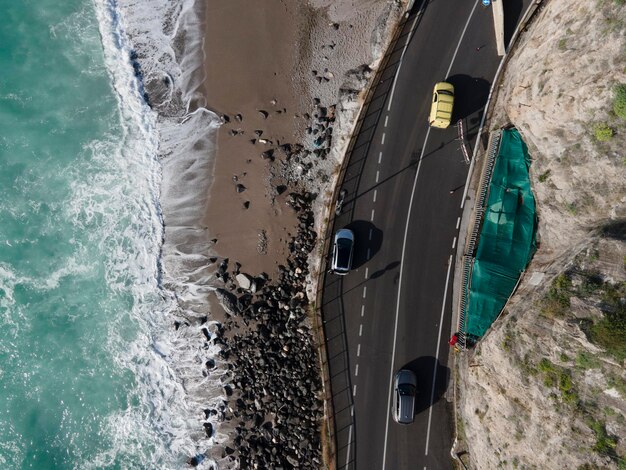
left=331, top=228, right=354, bottom=275
left=393, top=369, right=417, bottom=424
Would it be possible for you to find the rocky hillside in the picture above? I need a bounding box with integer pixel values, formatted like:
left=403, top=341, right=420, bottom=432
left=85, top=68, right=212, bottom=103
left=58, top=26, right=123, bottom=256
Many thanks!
left=458, top=0, right=626, bottom=468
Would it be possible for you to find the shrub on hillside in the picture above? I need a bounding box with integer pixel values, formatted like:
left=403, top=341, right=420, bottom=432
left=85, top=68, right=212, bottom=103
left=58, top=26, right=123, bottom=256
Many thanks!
left=614, top=84, right=626, bottom=119
left=594, top=123, right=614, bottom=141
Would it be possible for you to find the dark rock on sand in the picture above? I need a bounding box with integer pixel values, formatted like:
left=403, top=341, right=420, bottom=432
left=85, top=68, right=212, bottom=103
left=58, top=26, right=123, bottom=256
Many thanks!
left=215, top=288, right=238, bottom=316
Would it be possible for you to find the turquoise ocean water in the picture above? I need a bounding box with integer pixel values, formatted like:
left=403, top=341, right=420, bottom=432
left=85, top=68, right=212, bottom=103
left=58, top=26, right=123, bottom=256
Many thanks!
left=0, top=1, right=200, bottom=468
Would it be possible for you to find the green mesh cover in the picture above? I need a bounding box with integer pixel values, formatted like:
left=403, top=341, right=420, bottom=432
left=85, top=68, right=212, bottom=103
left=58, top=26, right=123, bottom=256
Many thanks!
left=466, top=129, right=537, bottom=338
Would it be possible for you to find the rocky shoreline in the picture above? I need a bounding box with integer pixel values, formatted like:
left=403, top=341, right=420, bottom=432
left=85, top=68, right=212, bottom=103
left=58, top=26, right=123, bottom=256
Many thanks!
left=198, top=191, right=322, bottom=468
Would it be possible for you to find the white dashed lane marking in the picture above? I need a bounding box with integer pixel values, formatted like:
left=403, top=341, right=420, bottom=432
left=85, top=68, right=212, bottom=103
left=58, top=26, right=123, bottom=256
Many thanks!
left=452, top=237, right=457, bottom=249
left=375, top=170, right=380, bottom=183
left=384, top=115, right=389, bottom=127
left=362, top=286, right=367, bottom=299
left=369, top=229, right=373, bottom=241
left=456, top=216, right=461, bottom=229
left=370, top=209, right=375, bottom=221
left=359, top=324, right=363, bottom=336
left=355, top=364, right=359, bottom=377
left=381, top=132, right=386, bottom=145
left=357, top=344, right=361, bottom=356
left=373, top=189, right=377, bottom=203
left=365, top=267, right=369, bottom=279
left=367, top=248, right=371, bottom=260
left=361, top=305, right=365, bottom=317
left=378, top=152, right=383, bottom=164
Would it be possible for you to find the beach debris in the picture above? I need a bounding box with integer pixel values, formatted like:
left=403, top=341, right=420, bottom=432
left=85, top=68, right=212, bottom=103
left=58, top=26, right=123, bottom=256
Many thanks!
left=232, top=175, right=238, bottom=182
left=235, top=273, right=257, bottom=293
left=221, top=114, right=230, bottom=123
left=215, top=288, right=237, bottom=316
left=254, top=130, right=263, bottom=137
left=234, top=113, right=243, bottom=122
left=236, top=184, right=246, bottom=193
left=257, top=229, right=268, bottom=255
left=258, top=138, right=272, bottom=145
left=250, top=139, right=256, bottom=145
left=243, top=201, right=250, bottom=209
left=276, top=185, right=287, bottom=195
left=261, top=149, right=274, bottom=160
left=270, top=98, right=277, bottom=106
left=258, top=110, right=269, bottom=119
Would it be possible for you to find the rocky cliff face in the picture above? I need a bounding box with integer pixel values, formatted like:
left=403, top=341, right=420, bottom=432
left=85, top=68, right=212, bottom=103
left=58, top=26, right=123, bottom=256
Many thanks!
left=458, top=0, right=626, bottom=468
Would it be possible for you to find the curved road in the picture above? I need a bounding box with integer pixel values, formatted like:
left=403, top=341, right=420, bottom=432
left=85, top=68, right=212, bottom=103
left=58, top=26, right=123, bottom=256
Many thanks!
left=321, top=0, right=531, bottom=468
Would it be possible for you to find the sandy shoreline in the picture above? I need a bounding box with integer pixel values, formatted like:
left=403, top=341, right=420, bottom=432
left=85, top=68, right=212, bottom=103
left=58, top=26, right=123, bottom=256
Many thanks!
left=203, top=0, right=310, bottom=278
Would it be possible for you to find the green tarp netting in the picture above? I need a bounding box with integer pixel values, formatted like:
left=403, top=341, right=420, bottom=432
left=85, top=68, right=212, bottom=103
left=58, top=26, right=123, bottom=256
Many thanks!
left=465, top=129, right=538, bottom=338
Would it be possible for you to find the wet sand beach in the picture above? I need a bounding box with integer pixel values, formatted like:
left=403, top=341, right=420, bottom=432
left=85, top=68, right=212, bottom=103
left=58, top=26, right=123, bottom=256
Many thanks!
left=204, top=0, right=311, bottom=278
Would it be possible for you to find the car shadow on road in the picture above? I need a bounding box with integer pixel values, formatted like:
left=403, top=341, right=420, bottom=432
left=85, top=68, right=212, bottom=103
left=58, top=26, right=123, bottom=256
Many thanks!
left=345, top=220, right=383, bottom=270
left=446, top=74, right=490, bottom=120
left=399, top=356, right=450, bottom=415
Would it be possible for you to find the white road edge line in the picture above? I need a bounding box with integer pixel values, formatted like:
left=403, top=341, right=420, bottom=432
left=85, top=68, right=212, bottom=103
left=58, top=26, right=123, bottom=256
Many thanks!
left=381, top=126, right=431, bottom=470
left=382, top=2, right=478, bottom=466
left=387, top=11, right=421, bottom=112
left=425, top=255, right=453, bottom=455
left=345, top=423, right=353, bottom=469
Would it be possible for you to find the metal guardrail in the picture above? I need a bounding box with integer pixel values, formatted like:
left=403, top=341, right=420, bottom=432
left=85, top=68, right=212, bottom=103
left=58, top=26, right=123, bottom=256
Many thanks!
left=458, top=129, right=501, bottom=349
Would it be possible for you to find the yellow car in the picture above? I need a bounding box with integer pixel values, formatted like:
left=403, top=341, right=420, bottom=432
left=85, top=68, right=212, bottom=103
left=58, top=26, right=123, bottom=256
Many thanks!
left=428, top=82, right=455, bottom=129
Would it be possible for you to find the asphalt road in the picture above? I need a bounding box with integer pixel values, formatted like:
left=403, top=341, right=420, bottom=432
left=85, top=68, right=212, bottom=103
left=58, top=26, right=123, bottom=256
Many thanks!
left=320, top=0, right=531, bottom=468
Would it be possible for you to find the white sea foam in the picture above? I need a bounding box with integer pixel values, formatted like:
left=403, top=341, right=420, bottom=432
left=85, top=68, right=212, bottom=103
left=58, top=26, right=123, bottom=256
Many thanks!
left=91, top=0, right=227, bottom=467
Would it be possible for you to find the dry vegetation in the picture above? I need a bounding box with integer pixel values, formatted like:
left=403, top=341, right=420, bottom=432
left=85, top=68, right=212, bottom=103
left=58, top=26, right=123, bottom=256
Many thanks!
left=458, top=0, right=626, bottom=468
